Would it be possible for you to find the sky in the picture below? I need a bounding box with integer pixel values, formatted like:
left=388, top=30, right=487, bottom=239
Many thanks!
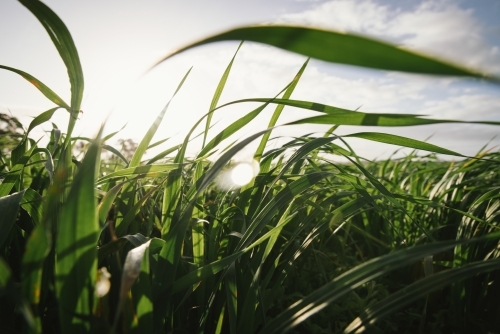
left=1, top=0, right=500, bottom=161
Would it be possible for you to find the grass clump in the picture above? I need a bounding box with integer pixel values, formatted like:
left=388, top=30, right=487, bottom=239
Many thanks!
left=1, top=1, right=500, bottom=333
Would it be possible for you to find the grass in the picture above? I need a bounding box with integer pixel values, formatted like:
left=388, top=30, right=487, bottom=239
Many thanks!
left=1, top=1, right=500, bottom=333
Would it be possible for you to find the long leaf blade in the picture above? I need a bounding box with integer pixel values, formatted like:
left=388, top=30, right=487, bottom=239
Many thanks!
left=154, top=26, right=497, bottom=81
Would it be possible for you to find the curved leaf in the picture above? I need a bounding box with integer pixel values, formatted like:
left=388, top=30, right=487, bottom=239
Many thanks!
left=154, top=26, right=498, bottom=82
left=19, top=0, right=84, bottom=111
left=0, top=65, right=69, bottom=109
left=345, top=132, right=463, bottom=157
left=344, top=258, right=500, bottom=333
left=27, top=107, right=61, bottom=134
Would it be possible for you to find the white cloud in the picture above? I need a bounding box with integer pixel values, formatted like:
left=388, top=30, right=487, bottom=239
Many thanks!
left=280, top=0, right=500, bottom=74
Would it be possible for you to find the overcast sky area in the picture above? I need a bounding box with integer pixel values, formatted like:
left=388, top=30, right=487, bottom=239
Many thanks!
left=1, top=0, right=499, bottom=161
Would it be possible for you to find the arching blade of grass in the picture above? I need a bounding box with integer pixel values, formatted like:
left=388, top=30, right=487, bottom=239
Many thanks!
left=344, top=257, right=500, bottom=333
left=19, top=0, right=84, bottom=151
left=203, top=42, right=243, bottom=148
left=344, top=132, right=464, bottom=157
left=0, top=66, right=69, bottom=108
left=289, top=112, right=500, bottom=127
left=103, top=145, right=129, bottom=165
left=55, top=133, right=101, bottom=333
left=212, top=97, right=500, bottom=135
left=217, top=97, right=421, bottom=116
left=154, top=26, right=498, bottom=82
left=0, top=190, right=26, bottom=249
left=254, top=58, right=309, bottom=161
left=260, top=233, right=500, bottom=334
left=19, top=0, right=83, bottom=111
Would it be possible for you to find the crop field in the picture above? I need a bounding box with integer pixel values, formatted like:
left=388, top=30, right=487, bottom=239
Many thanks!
left=1, top=1, right=500, bottom=333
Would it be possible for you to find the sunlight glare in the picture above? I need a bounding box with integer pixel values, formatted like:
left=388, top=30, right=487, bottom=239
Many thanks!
left=231, top=162, right=255, bottom=186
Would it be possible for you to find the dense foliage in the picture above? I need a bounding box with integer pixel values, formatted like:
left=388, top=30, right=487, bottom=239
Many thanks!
left=1, top=1, right=499, bottom=333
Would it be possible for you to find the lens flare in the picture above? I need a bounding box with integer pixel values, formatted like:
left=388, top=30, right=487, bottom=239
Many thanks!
left=231, top=162, right=255, bottom=186
left=216, top=160, right=260, bottom=190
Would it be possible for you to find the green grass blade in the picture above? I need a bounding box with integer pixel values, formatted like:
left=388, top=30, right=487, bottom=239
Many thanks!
left=103, top=144, right=129, bottom=166
left=147, top=144, right=181, bottom=164
left=55, top=135, right=101, bottom=332
left=345, top=132, right=464, bottom=157
left=217, top=97, right=418, bottom=116
left=19, top=0, right=84, bottom=111
left=27, top=107, right=61, bottom=134
left=203, top=42, right=243, bottom=147
left=103, top=123, right=127, bottom=142
left=154, top=26, right=497, bottom=82
left=290, top=112, right=500, bottom=127
left=0, top=66, right=70, bottom=109
left=254, top=59, right=309, bottom=161
left=129, top=68, right=192, bottom=168
left=198, top=103, right=267, bottom=158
